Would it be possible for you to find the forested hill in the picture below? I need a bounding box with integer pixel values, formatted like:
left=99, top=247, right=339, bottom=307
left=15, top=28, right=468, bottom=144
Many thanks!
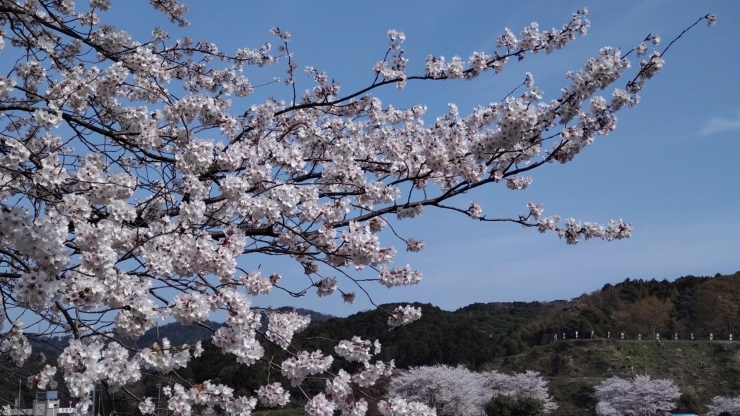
left=298, top=271, right=740, bottom=369
left=18, top=271, right=739, bottom=371
left=510, top=270, right=740, bottom=349
left=3, top=271, right=739, bottom=413
left=298, top=300, right=568, bottom=369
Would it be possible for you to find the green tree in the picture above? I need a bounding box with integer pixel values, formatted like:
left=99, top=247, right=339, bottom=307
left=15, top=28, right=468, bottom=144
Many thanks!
left=485, top=396, right=545, bottom=416
left=674, top=392, right=702, bottom=414
left=626, top=296, right=673, bottom=338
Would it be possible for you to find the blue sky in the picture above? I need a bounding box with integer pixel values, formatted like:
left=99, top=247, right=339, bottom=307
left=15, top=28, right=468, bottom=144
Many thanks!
left=5, top=1, right=739, bottom=320
left=182, top=0, right=737, bottom=317
left=95, top=0, right=740, bottom=316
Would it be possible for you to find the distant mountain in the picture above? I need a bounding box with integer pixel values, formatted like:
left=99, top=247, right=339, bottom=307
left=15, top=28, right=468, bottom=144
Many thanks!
left=28, top=307, right=335, bottom=351
left=274, top=306, right=334, bottom=323
left=130, top=307, right=335, bottom=347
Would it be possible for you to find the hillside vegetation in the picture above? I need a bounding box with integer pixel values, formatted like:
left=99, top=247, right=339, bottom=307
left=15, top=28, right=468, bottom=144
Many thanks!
left=485, top=339, right=740, bottom=415
left=512, top=271, right=740, bottom=348
left=2, top=271, right=739, bottom=414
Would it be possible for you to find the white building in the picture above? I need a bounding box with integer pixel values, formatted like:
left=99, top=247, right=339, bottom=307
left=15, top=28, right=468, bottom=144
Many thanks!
left=5, top=392, right=75, bottom=416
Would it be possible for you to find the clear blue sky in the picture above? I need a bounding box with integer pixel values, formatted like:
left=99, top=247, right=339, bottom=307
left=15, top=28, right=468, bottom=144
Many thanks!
left=7, top=1, right=740, bottom=319
left=194, top=0, right=737, bottom=317
left=95, top=0, right=740, bottom=317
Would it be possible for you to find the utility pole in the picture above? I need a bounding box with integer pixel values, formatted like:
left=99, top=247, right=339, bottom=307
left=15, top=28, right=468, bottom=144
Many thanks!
left=156, top=383, right=162, bottom=416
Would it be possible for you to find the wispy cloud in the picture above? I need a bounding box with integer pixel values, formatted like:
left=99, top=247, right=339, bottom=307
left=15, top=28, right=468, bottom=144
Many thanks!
left=700, top=111, right=740, bottom=136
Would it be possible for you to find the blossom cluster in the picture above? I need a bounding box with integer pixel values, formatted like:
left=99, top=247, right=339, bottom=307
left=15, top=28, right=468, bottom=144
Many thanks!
left=28, top=365, right=58, bottom=390
left=0, top=322, right=31, bottom=366
left=280, top=350, right=334, bottom=386
left=57, top=337, right=202, bottom=397
left=266, top=310, right=311, bottom=348
left=256, top=383, right=290, bottom=408
left=388, top=305, right=423, bottom=327
left=334, top=336, right=381, bottom=362
left=161, top=381, right=258, bottom=416
left=378, top=398, right=436, bottom=416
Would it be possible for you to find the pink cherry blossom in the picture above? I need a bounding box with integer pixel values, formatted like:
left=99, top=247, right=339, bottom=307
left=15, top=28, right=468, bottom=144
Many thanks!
left=0, top=2, right=716, bottom=414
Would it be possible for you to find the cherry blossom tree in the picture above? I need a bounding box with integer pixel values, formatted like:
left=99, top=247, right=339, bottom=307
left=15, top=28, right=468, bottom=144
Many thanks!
left=594, top=374, right=681, bottom=415
left=486, top=370, right=557, bottom=413
left=388, top=365, right=492, bottom=416
left=0, top=0, right=716, bottom=415
left=388, top=365, right=557, bottom=415
left=706, top=395, right=740, bottom=416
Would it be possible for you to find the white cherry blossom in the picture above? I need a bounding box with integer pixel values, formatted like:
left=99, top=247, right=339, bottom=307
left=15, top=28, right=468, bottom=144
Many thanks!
left=0, top=1, right=716, bottom=413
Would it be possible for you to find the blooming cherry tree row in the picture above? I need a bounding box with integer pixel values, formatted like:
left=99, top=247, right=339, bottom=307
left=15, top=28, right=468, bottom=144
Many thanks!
left=0, top=0, right=715, bottom=415
left=388, top=364, right=557, bottom=415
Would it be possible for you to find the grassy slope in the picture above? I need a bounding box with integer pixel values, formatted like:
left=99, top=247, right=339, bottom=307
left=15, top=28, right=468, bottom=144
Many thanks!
left=484, top=339, right=740, bottom=415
